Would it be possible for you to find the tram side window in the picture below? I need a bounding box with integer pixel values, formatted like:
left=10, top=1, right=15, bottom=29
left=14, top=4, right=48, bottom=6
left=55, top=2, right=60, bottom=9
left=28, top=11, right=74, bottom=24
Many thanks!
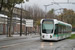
left=66, top=26, right=67, bottom=33
left=64, top=26, right=66, bottom=33
left=61, top=26, right=64, bottom=34
left=55, top=24, right=71, bottom=34
left=54, top=25, right=58, bottom=35
left=58, top=25, right=64, bottom=34
left=67, top=26, right=69, bottom=33
left=58, top=25, right=60, bottom=34
left=58, top=25, right=62, bottom=34
left=63, top=26, right=65, bottom=33
left=61, top=26, right=63, bottom=33
left=65, top=26, right=71, bottom=33
left=68, top=26, right=71, bottom=33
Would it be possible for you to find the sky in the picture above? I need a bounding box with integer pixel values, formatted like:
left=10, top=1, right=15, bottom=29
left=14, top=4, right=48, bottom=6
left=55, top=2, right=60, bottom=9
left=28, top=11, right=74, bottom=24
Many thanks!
left=15, top=0, right=75, bottom=14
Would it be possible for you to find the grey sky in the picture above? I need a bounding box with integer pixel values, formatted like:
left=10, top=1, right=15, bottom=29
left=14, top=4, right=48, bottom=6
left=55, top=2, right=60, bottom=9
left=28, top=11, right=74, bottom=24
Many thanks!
left=15, top=0, right=75, bottom=14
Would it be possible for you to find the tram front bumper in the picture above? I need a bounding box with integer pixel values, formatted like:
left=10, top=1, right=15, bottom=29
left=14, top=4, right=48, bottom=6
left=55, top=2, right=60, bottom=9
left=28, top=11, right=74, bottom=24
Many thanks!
left=41, top=36, right=58, bottom=40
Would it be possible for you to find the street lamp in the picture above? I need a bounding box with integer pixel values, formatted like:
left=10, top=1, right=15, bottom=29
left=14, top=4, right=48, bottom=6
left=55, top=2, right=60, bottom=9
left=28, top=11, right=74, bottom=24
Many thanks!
left=44, top=4, right=53, bottom=19
left=20, top=3, right=23, bottom=36
left=0, top=0, right=3, bottom=11
left=20, top=0, right=29, bottom=36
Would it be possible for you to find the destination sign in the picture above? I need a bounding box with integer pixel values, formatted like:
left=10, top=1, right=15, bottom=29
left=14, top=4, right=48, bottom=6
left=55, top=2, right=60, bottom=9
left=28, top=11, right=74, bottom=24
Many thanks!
left=43, top=21, right=53, bottom=24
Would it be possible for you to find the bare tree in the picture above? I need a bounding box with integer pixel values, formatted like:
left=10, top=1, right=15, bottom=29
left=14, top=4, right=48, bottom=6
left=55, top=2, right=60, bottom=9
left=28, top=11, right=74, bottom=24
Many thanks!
left=24, top=4, right=45, bottom=20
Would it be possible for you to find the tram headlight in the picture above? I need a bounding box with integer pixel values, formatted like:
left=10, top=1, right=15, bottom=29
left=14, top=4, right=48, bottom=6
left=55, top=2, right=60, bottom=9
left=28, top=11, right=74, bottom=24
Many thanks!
left=43, top=35, right=44, bottom=38
left=50, top=35, right=52, bottom=38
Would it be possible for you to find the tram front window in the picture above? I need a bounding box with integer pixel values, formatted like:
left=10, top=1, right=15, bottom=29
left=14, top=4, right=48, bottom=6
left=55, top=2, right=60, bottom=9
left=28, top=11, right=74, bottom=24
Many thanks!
left=42, top=20, right=54, bottom=34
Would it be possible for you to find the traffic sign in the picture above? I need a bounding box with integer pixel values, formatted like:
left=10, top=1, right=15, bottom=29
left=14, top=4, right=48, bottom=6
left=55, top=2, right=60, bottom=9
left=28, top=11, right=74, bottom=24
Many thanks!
left=25, top=19, right=33, bottom=27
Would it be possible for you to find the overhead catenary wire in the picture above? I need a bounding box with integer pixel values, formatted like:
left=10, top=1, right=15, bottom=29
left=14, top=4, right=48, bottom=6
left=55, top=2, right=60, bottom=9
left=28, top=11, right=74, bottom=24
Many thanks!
left=52, top=0, right=63, bottom=8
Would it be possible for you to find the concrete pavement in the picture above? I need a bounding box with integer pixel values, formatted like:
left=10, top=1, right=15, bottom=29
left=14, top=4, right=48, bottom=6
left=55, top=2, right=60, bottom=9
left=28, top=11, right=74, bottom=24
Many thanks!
left=0, top=34, right=39, bottom=42
left=0, top=37, right=75, bottom=50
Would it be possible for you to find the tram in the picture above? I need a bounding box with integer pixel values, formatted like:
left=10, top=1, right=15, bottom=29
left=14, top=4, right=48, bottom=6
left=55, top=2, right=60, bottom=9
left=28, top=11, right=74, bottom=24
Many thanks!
left=40, top=19, right=72, bottom=41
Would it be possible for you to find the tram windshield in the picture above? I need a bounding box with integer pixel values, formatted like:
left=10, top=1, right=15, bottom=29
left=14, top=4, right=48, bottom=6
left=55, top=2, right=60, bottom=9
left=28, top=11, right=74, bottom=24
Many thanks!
left=42, top=20, right=54, bottom=34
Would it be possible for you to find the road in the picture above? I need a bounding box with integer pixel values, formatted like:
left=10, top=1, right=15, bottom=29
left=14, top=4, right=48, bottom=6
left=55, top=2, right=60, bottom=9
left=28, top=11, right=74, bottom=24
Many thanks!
left=0, top=36, right=75, bottom=50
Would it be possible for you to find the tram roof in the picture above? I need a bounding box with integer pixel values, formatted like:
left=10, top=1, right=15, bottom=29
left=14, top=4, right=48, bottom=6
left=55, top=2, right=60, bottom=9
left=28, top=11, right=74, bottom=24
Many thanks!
left=41, top=19, right=72, bottom=27
left=54, top=19, right=72, bottom=27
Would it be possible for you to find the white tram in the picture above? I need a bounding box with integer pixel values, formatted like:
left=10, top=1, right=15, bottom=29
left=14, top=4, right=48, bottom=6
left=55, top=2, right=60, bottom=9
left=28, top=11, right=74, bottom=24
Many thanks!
left=40, top=19, right=72, bottom=41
